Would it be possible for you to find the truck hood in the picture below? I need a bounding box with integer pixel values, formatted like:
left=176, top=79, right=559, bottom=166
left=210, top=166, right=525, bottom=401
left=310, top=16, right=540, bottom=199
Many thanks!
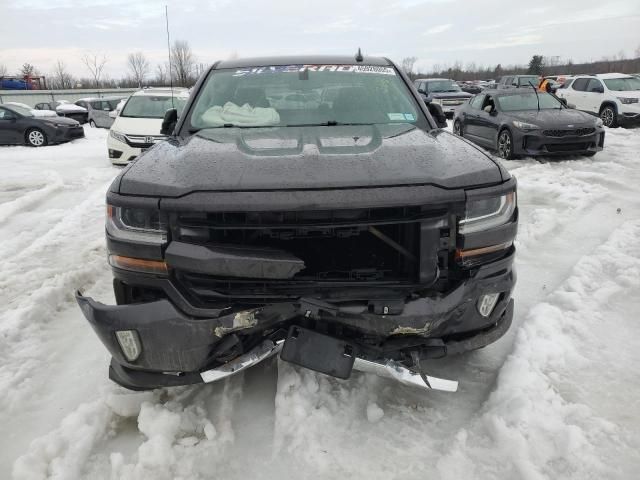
left=507, top=108, right=598, bottom=127
left=118, top=124, right=503, bottom=197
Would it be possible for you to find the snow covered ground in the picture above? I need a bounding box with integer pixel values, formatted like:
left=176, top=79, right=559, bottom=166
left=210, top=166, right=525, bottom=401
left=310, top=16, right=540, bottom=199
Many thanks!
left=1, top=125, right=639, bottom=480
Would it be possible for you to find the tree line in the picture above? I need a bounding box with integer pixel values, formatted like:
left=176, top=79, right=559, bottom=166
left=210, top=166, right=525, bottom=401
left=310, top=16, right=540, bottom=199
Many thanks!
left=403, top=48, right=640, bottom=81
left=0, top=40, right=205, bottom=90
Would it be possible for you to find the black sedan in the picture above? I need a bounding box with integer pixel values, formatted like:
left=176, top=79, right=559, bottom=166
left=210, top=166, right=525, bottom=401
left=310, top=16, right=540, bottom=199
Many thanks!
left=453, top=90, right=605, bottom=159
left=0, top=104, right=85, bottom=147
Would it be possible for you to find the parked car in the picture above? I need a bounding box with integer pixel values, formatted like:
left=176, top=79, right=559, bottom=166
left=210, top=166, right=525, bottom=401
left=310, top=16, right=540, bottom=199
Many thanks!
left=107, top=87, right=189, bottom=164
left=459, top=82, right=483, bottom=95
left=34, top=100, right=88, bottom=124
left=75, top=97, right=127, bottom=128
left=453, top=90, right=604, bottom=159
left=0, top=103, right=84, bottom=146
left=414, top=78, right=473, bottom=118
left=496, top=75, right=541, bottom=89
left=76, top=55, right=518, bottom=393
left=555, top=73, right=640, bottom=127
left=4, top=102, right=57, bottom=117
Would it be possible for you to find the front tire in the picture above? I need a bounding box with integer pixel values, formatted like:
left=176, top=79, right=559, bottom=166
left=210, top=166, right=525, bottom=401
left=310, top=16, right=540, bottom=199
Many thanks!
left=453, top=119, right=463, bottom=136
left=599, top=105, right=618, bottom=128
left=26, top=128, right=47, bottom=147
left=497, top=129, right=515, bottom=160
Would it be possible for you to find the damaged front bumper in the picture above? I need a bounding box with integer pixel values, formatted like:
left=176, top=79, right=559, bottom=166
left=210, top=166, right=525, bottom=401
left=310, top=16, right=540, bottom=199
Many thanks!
left=75, top=250, right=515, bottom=392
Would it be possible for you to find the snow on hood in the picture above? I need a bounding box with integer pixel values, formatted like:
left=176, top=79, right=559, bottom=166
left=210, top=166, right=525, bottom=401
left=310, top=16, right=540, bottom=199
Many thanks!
left=110, top=116, right=164, bottom=136
left=56, top=104, right=87, bottom=113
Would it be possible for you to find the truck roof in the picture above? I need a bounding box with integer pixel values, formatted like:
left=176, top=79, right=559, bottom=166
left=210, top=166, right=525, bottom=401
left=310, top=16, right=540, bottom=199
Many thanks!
left=215, top=55, right=393, bottom=69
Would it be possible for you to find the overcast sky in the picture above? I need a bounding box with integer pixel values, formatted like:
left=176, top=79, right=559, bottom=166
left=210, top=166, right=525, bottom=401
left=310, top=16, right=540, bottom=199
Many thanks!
left=1, top=0, right=639, bottom=80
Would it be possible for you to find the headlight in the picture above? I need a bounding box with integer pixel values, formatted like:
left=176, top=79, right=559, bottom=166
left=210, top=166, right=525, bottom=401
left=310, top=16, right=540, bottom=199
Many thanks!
left=512, top=120, right=539, bottom=131
left=106, top=205, right=166, bottom=244
left=595, top=118, right=603, bottom=127
left=54, top=123, right=69, bottom=127
left=459, top=191, right=516, bottom=234
left=617, top=97, right=639, bottom=104
left=110, top=129, right=127, bottom=143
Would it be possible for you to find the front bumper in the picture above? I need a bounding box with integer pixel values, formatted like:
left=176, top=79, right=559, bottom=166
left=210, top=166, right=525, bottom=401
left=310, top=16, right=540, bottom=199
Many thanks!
left=76, top=250, right=515, bottom=390
left=513, top=128, right=605, bottom=156
left=107, top=135, right=142, bottom=165
left=51, top=125, right=85, bottom=143
left=618, top=110, right=640, bottom=126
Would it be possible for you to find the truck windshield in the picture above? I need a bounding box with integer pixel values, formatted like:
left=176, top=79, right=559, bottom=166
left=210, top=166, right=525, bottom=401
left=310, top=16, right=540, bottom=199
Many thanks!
left=189, top=64, right=424, bottom=129
left=121, top=95, right=188, bottom=119
left=425, top=80, right=461, bottom=93
left=496, top=92, right=563, bottom=111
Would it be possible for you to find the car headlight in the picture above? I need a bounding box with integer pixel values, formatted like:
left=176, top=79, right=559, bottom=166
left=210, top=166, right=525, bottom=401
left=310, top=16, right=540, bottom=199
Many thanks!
left=110, top=129, right=127, bottom=143
left=512, top=120, right=539, bottom=131
left=617, top=97, right=639, bottom=104
left=106, top=205, right=166, bottom=244
left=459, top=191, right=517, bottom=234
left=54, top=123, right=70, bottom=127
left=595, top=118, right=603, bottom=127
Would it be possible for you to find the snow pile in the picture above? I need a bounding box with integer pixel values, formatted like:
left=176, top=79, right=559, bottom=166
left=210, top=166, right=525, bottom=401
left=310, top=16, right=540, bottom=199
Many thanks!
left=436, top=220, right=640, bottom=480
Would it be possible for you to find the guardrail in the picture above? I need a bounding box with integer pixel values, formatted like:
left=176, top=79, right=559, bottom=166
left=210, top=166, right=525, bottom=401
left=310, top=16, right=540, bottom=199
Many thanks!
left=0, top=88, right=139, bottom=107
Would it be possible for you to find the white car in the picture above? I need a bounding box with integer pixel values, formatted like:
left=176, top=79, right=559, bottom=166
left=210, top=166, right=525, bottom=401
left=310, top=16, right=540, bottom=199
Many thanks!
left=556, top=73, right=640, bottom=127
left=107, top=88, right=189, bottom=165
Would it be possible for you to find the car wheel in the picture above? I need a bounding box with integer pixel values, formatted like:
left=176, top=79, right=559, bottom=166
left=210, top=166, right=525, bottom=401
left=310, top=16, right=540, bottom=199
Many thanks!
left=26, top=128, right=48, bottom=147
left=599, top=105, right=618, bottom=128
left=497, top=129, right=515, bottom=160
left=89, top=120, right=96, bottom=128
left=453, top=119, right=463, bottom=136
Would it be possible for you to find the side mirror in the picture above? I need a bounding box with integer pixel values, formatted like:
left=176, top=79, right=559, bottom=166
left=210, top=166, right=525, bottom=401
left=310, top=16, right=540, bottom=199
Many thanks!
left=427, top=103, right=447, bottom=128
left=109, top=110, right=118, bottom=119
left=160, top=108, right=178, bottom=135
left=418, top=88, right=427, bottom=95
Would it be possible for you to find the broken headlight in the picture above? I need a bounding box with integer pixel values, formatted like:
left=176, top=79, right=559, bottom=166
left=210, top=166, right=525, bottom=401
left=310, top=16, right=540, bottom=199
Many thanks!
left=459, top=191, right=516, bottom=234
left=106, top=205, right=167, bottom=244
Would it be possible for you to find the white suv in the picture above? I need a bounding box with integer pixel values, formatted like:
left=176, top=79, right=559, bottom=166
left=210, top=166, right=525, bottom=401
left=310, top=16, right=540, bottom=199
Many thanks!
left=108, top=87, right=189, bottom=165
left=556, top=73, right=640, bottom=127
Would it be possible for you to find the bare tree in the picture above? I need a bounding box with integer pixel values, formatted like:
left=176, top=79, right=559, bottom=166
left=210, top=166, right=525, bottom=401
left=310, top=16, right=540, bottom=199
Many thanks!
left=20, top=63, right=36, bottom=77
left=171, top=40, right=195, bottom=87
left=127, top=52, right=150, bottom=87
left=401, top=56, right=417, bottom=74
left=155, top=63, right=169, bottom=85
left=0, top=64, right=7, bottom=76
left=81, top=52, right=108, bottom=87
left=52, top=60, right=74, bottom=89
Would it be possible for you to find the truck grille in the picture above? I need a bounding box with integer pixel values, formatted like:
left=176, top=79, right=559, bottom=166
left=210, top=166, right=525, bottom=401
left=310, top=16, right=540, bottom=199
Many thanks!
left=170, top=206, right=452, bottom=308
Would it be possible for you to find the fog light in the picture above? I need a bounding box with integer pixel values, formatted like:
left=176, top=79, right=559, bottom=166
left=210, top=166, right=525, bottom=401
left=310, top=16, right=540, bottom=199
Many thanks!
left=477, top=293, right=500, bottom=317
left=115, top=330, right=142, bottom=362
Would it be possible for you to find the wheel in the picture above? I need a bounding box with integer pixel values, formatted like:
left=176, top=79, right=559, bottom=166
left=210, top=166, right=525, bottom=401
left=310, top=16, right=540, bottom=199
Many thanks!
left=453, top=119, right=463, bottom=136
left=599, top=105, right=618, bottom=128
left=89, top=120, right=96, bottom=128
left=497, top=129, right=515, bottom=160
left=26, top=128, right=47, bottom=147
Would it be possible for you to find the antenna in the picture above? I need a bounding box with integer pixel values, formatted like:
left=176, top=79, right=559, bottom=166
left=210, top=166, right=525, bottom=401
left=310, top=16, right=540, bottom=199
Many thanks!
left=165, top=5, right=175, bottom=109
left=355, top=48, right=363, bottom=62
left=528, top=81, right=540, bottom=112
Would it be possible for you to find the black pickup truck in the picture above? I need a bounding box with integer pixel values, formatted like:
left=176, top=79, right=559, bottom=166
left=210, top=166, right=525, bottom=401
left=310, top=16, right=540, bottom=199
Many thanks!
left=77, top=55, right=518, bottom=393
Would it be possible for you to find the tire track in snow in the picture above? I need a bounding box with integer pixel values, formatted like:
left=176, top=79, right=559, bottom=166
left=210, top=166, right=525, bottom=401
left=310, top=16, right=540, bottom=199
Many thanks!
left=0, top=172, right=64, bottom=225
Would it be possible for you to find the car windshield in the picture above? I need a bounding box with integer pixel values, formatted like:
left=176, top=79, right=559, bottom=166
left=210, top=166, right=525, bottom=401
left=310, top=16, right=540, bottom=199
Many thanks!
left=517, top=76, right=540, bottom=87
left=603, top=77, right=640, bottom=91
left=121, top=95, right=188, bottom=119
left=189, top=64, right=423, bottom=129
left=495, top=92, right=563, bottom=111
left=425, top=80, right=461, bottom=93
left=6, top=104, right=33, bottom=117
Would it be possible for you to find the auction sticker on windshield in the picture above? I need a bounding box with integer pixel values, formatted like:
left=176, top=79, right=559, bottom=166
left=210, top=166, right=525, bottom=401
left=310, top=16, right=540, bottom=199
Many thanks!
left=233, top=65, right=396, bottom=76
